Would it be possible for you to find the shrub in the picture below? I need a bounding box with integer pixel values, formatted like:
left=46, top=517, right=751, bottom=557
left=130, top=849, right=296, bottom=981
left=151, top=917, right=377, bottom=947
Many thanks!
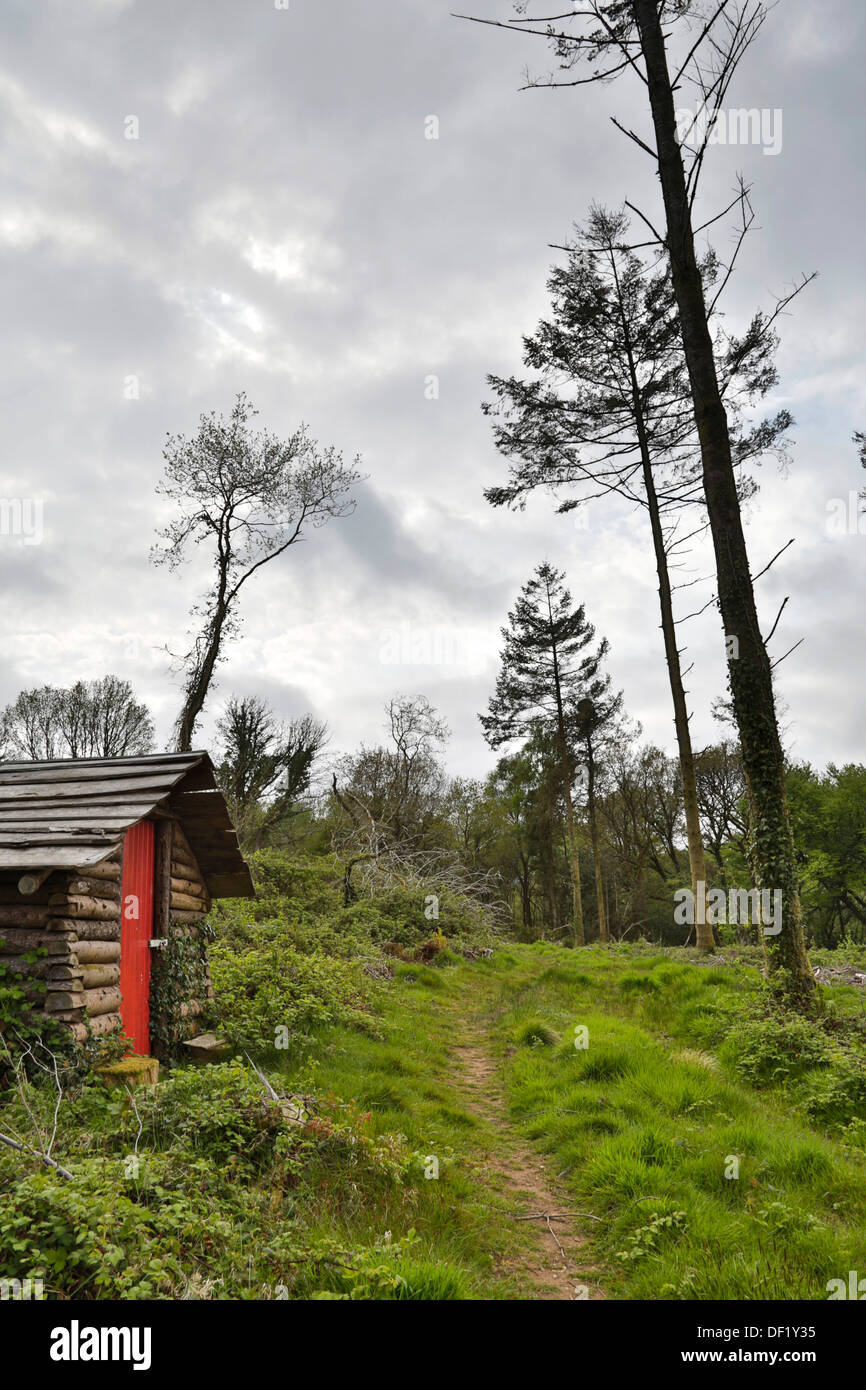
left=802, top=1054, right=866, bottom=1128
left=0, top=1166, right=185, bottom=1298
left=721, top=1014, right=832, bottom=1086
left=338, top=884, right=495, bottom=951
left=138, top=1062, right=288, bottom=1167
left=209, top=941, right=378, bottom=1052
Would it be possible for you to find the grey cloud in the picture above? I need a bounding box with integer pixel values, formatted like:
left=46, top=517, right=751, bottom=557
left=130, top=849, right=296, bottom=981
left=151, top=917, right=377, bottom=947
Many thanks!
left=0, top=0, right=861, bottom=775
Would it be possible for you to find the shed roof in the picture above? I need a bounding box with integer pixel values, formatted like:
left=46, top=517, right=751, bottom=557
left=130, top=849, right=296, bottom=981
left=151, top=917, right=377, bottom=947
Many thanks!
left=0, top=751, right=253, bottom=898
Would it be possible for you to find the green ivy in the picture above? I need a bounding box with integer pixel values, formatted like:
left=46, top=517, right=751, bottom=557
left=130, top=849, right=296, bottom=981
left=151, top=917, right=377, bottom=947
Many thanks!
left=0, top=950, right=74, bottom=1082
left=149, top=923, right=214, bottom=1061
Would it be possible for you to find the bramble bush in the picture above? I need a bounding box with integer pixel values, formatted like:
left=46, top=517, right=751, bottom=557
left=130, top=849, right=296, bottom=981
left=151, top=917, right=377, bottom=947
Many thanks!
left=138, top=1061, right=289, bottom=1166
left=720, top=1013, right=833, bottom=1085
left=211, top=852, right=498, bottom=961
left=209, top=940, right=379, bottom=1053
left=0, top=1060, right=427, bottom=1300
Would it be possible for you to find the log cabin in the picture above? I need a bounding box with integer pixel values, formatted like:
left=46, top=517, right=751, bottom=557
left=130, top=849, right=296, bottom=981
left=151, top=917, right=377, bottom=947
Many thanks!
left=0, top=752, right=253, bottom=1056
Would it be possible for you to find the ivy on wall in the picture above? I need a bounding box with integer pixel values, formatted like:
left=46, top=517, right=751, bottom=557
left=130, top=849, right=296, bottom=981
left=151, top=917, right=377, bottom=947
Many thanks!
left=149, top=922, right=214, bottom=1061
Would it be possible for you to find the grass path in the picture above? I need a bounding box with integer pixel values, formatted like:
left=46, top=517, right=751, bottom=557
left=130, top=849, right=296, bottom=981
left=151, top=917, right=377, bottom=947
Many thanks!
left=452, top=1023, right=605, bottom=1300
left=287, top=942, right=866, bottom=1299
left=296, top=951, right=611, bottom=1298
left=415, top=956, right=607, bottom=1298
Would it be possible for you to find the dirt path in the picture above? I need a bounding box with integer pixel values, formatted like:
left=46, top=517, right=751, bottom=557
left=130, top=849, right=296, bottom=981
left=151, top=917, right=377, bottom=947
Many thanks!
left=454, top=1030, right=604, bottom=1301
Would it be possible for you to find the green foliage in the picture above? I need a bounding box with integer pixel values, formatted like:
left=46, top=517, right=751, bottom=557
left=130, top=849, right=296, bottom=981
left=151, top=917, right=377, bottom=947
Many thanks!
left=514, top=1019, right=559, bottom=1047
left=616, top=1210, right=687, bottom=1263
left=787, top=763, right=866, bottom=948
left=149, top=924, right=213, bottom=1061
left=720, top=1014, right=833, bottom=1086
left=338, top=884, right=493, bottom=951
left=0, top=1056, right=436, bottom=1300
left=0, top=1164, right=188, bottom=1299
left=308, top=1233, right=470, bottom=1300
left=801, top=1054, right=866, bottom=1127
left=137, top=1062, right=289, bottom=1167
left=213, top=853, right=495, bottom=961
left=241, top=850, right=342, bottom=919
left=209, top=938, right=378, bottom=1053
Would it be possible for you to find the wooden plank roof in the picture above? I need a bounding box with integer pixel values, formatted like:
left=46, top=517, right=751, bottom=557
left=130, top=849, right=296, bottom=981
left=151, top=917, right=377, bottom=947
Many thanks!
left=0, top=752, right=253, bottom=897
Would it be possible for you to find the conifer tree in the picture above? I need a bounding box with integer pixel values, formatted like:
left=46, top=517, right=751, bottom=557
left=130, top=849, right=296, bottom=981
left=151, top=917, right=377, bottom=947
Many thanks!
left=481, top=562, right=621, bottom=943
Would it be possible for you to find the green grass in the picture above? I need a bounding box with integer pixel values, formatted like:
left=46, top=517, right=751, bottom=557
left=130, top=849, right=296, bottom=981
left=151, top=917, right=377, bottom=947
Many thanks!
left=474, top=944, right=866, bottom=1300
left=252, top=969, right=575, bottom=1299
left=5, top=937, right=866, bottom=1300
left=267, top=940, right=866, bottom=1300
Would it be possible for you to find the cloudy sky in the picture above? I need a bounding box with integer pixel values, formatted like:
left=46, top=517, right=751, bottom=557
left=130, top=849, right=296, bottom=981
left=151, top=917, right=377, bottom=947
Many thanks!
left=0, top=0, right=863, bottom=779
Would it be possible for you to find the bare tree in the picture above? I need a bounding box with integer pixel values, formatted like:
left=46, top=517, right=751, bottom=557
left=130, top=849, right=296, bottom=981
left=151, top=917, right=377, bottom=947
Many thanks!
left=331, top=695, right=450, bottom=902
left=153, top=393, right=362, bottom=752
left=1, top=678, right=154, bottom=760
left=695, top=740, right=749, bottom=879
left=0, top=686, right=61, bottom=760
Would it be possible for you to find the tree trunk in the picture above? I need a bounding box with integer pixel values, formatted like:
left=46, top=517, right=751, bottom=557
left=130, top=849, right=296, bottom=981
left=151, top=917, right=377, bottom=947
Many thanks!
left=632, top=0, right=814, bottom=1005
left=612, top=240, right=713, bottom=949
left=560, top=764, right=584, bottom=945
left=545, top=583, right=585, bottom=945
left=585, top=734, right=608, bottom=941
left=176, top=597, right=230, bottom=753
left=519, top=853, right=533, bottom=931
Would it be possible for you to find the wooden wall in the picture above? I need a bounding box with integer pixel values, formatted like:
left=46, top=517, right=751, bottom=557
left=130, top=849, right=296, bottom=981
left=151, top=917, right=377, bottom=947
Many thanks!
left=164, top=820, right=214, bottom=1041
left=0, top=853, right=123, bottom=1042
left=0, top=817, right=215, bottom=1050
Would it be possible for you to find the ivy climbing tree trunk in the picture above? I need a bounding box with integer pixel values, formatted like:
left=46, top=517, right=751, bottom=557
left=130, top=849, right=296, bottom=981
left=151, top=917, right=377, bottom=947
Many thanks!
left=632, top=0, right=813, bottom=1003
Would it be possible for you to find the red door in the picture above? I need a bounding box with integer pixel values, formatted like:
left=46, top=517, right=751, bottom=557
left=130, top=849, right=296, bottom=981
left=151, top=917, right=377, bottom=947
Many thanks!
left=119, top=820, right=155, bottom=1055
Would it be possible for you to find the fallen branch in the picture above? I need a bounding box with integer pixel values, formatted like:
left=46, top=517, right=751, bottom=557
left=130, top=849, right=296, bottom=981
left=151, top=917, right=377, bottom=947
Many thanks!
left=0, top=1130, right=73, bottom=1180
left=515, top=1212, right=572, bottom=1222
left=244, top=1052, right=280, bottom=1103
left=546, top=1212, right=567, bottom=1263
left=515, top=1209, right=602, bottom=1224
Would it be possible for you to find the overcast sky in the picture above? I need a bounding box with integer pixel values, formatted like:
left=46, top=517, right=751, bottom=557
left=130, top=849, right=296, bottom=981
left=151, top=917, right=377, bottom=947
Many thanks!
left=0, top=0, right=863, bottom=779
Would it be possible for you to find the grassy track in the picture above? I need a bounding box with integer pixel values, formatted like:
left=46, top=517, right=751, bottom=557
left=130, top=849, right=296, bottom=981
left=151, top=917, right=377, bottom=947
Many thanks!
left=6, top=939, right=865, bottom=1300
left=272, top=953, right=605, bottom=1298
left=274, top=943, right=866, bottom=1300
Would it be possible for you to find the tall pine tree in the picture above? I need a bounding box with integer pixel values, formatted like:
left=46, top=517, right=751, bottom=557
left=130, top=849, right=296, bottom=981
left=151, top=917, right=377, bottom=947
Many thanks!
left=484, top=206, right=792, bottom=950
left=481, top=562, right=621, bottom=943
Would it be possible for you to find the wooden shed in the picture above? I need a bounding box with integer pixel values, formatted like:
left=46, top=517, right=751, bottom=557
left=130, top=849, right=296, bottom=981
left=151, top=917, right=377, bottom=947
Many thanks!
left=0, top=752, right=253, bottom=1055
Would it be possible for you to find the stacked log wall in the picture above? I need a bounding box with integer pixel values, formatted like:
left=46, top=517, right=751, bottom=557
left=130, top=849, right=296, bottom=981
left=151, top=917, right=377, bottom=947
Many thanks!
left=0, top=852, right=123, bottom=1045
left=165, top=821, right=214, bottom=1041
left=0, top=819, right=218, bottom=1053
